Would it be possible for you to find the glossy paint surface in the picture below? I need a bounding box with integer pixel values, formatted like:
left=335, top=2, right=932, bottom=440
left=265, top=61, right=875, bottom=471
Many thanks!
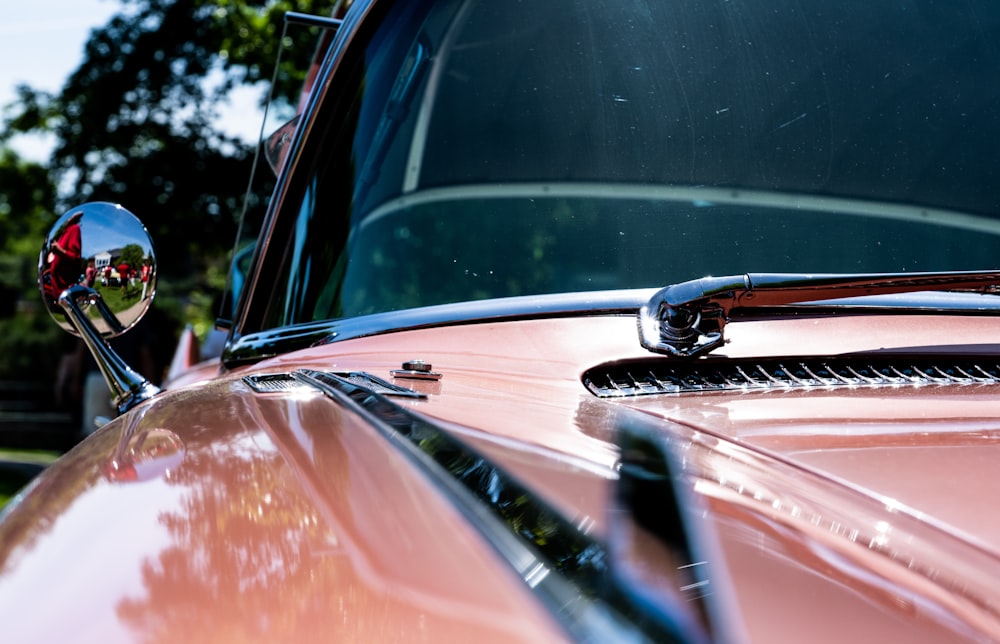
left=255, top=312, right=1000, bottom=640
left=4, top=312, right=1000, bottom=640
left=0, top=371, right=564, bottom=641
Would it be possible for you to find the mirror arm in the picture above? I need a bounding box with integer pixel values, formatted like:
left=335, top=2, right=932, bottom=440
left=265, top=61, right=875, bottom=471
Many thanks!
left=58, top=285, right=160, bottom=415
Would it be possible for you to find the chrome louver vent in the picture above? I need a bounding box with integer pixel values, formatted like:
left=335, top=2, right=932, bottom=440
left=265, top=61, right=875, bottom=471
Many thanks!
left=244, top=373, right=311, bottom=393
left=583, top=356, right=1000, bottom=397
left=244, top=371, right=423, bottom=398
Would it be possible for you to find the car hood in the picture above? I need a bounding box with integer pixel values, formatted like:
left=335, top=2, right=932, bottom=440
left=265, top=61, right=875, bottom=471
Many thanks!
left=0, top=370, right=566, bottom=642
left=3, top=312, right=1000, bottom=641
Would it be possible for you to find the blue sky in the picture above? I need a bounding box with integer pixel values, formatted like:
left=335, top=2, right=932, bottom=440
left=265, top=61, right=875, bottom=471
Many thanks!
left=1, top=0, right=265, bottom=162
left=0, top=1, right=120, bottom=159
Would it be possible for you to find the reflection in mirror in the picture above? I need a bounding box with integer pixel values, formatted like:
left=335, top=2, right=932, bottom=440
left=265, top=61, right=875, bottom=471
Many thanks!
left=38, top=202, right=156, bottom=337
left=38, top=202, right=161, bottom=416
left=264, top=115, right=300, bottom=175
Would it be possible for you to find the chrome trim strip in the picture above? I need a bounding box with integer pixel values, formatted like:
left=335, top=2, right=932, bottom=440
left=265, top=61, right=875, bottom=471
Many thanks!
left=224, top=288, right=1000, bottom=367
left=223, top=290, right=654, bottom=365
left=231, top=0, right=379, bottom=338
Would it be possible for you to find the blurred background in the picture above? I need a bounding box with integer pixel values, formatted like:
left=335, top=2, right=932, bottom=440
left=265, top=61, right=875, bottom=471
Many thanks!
left=0, top=0, right=329, bottom=455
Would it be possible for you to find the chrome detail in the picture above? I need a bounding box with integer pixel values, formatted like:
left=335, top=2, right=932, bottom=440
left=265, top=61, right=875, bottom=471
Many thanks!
left=638, top=271, right=1000, bottom=358
left=58, top=286, right=160, bottom=415
left=260, top=13, right=343, bottom=173
left=245, top=370, right=425, bottom=398
left=224, top=290, right=654, bottom=366
left=39, top=203, right=160, bottom=416
left=226, top=320, right=344, bottom=365
left=284, top=11, right=343, bottom=30
left=243, top=373, right=312, bottom=394
left=584, top=356, right=1000, bottom=397
left=316, top=371, right=425, bottom=398
left=391, top=359, right=442, bottom=381
left=39, top=202, right=156, bottom=336
left=225, top=287, right=1000, bottom=368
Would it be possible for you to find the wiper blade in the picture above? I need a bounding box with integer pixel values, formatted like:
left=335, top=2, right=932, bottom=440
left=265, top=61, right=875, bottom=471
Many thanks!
left=638, top=271, right=1000, bottom=358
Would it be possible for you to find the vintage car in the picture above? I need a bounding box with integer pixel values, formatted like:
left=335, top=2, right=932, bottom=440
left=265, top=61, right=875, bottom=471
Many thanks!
left=3, top=0, right=1000, bottom=641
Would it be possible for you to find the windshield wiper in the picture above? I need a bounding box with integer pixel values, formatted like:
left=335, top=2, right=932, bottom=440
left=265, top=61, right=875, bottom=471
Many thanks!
left=638, top=271, right=1000, bottom=358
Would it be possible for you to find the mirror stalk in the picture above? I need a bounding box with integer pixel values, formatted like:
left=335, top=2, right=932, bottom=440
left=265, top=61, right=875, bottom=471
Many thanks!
left=58, top=285, right=160, bottom=415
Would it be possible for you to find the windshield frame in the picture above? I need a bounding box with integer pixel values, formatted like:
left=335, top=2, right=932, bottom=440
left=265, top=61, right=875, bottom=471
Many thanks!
left=223, top=0, right=1000, bottom=363
left=228, top=0, right=385, bottom=344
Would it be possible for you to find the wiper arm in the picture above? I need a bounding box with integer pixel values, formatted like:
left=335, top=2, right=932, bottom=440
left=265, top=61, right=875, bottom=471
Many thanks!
left=638, top=271, right=1000, bottom=358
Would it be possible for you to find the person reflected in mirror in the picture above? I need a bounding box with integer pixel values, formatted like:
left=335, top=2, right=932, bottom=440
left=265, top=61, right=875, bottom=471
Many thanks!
left=117, top=261, right=130, bottom=296
left=85, top=259, right=97, bottom=288
left=42, top=210, right=84, bottom=301
left=141, top=259, right=152, bottom=300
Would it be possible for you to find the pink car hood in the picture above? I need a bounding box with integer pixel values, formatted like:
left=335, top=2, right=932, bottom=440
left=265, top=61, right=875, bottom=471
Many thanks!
left=3, top=311, right=1000, bottom=641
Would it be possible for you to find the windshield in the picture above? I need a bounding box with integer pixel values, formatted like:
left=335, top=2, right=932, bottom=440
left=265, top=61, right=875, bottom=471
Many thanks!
left=258, top=0, right=1000, bottom=329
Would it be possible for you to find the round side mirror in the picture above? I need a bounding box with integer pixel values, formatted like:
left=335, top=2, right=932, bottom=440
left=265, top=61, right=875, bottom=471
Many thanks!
left=38, top=202, right=156, bottom=337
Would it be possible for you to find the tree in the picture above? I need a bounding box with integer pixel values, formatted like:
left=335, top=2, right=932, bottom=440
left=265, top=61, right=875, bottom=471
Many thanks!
left=119, top=244, right=148, bottom=272
left=3, top=0, right=331, bottom=334
left=0, top=149, right=65, bottom=379
left=0, top=0, right=335, bottom=412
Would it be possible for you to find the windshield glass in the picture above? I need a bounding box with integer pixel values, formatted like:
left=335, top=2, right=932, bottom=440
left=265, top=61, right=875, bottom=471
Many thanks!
left=259, top=0, right=1000, bottom=329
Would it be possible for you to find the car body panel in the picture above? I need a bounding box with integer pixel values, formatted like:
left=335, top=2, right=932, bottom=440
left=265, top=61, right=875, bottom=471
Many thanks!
left=9, top=313, right=1000, bottom=639
left=0, top=369, right=567, bottom=642
left=249, top=312, right=1000, bottom=640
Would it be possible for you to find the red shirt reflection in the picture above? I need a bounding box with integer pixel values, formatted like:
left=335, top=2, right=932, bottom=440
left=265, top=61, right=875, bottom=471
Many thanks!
left=44, top=211, right=83, bottom=299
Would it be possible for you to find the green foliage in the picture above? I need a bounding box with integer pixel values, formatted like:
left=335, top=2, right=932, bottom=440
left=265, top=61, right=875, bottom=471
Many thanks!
left=40, top=0, right=330, bottom=264
left=0, top=0, right=334, bottom=380
left=0, top=150, right=56, bottom=268
left=0, top=307, right=71, bottom=380
left=119, top=243, right=147, bottom=269
left=0, top=149, right=61, bottom=378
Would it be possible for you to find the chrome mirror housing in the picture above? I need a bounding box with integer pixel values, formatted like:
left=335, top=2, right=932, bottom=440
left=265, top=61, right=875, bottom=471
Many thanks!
left=38, top=202, right=160, bottom=416
left=39, top=202, right=156, bottom=335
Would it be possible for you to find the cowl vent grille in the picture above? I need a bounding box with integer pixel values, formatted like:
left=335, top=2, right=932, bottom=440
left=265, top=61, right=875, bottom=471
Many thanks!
left=244, top=371, right=423, bottom=398
left=583, top=356, right=1000, bottom=397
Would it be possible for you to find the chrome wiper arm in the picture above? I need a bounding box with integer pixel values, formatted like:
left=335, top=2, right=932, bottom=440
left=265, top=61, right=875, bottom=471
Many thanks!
left=638, top=270, right=1000, bottom=358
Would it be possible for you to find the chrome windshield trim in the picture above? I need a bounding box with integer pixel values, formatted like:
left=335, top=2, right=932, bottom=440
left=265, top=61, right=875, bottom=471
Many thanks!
left=223, top=290, right=655, bottom=366
left=223, top=288, right=1000, bottom=367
